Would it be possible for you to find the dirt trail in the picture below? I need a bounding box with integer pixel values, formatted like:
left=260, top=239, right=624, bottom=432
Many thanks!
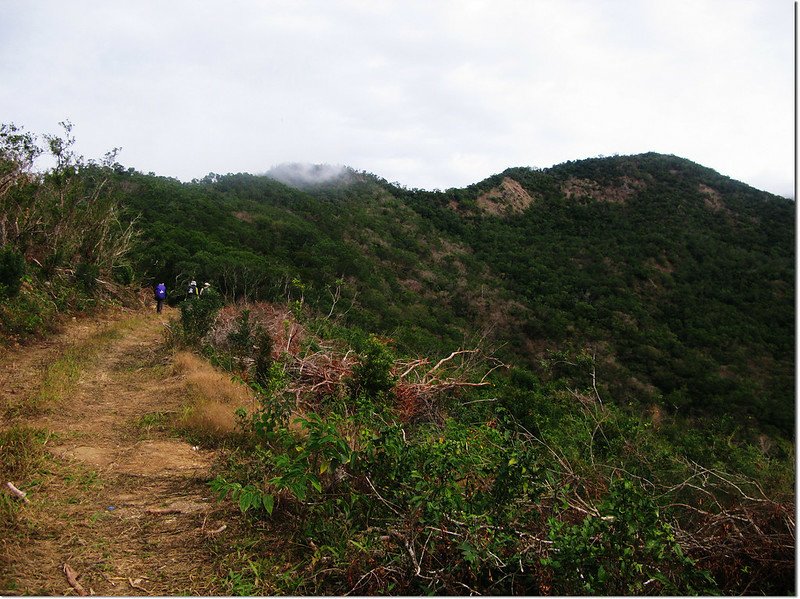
left=0, top=307, right=231, bottom=596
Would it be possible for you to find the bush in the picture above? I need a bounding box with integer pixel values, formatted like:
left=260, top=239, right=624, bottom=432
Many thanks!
left=253, top=328, right=274, bottom=386
left=111, top=263, right=134, bottom=285
left=180, top=288, right=224, bottom=345
left=75, top=262, right=99, bottom=293
left=544, top=478, right=717, bottom=595
left=0, top=246, right=25, bottom=299
left=347, top=335, right=396, bottom=398
left=0, top=282, right=58, bottom=338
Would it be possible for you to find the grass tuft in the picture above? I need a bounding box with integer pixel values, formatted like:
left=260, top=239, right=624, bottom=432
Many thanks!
left=0, top=426, right=47, bottom=482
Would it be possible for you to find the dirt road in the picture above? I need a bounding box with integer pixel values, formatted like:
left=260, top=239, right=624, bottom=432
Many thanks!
left=0, top=307, right=232, bottom=595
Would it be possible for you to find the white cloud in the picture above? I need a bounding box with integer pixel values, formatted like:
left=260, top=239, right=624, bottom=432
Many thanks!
left=0, top=0, right=793, bottom=196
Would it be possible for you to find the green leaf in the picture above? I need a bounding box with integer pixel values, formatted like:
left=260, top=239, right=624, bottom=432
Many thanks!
left=598, top=564, right=608, bottom=583
left=349, top=539, right=368, bottom=552
left=238, top=491, right=253, bottom=513
left=291, top=482, right=307, bottom=501
left=262, top=493, right=274, bottom=515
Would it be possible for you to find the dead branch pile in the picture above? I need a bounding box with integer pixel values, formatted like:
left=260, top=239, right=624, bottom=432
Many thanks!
left=208, top=302, right=306, bottom=357
left=207, top=303, right=506, bottom=421
left=393, top=350, right=505, bottom=423
left=664, top=461, right=795, bottom=594
left=285, top=347, right=357, bottom=405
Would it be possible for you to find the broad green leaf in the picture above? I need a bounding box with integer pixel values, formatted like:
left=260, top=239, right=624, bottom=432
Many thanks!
left=262, top=493, right=274, bottom=515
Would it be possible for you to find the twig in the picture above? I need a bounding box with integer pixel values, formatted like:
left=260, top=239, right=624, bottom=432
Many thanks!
left=429, top=349, right=480, bottom=376
left=365, top=476, right=403, bottom=517
left=461, top=397, right=497, bottom=406
left=589, top=351, right=602, bottom=405
left=426, top=524, right=462, bottom=537
left=345, top=567, right=383, bottom=596
left=206, top=524, right=227, bottom=535
left=397, top=359, right=428, bottom=379
left=454, top=581, right=480, bottom=595
left=400, top=535, right=422, bottom=576
left=128, top=578, right=150, bottom=593
left=5, top=482, right=30, bottom=503
left=63, top=563, right=87, bottom=596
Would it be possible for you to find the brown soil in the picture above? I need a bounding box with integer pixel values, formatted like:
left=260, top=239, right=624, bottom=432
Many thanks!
left=698, top=183, right=729, bottom=213
left=561, top=175, right=645, bottom=205
left=476, top=177, right=537, bottom=215
left=0, top=307, right=236, bottom=596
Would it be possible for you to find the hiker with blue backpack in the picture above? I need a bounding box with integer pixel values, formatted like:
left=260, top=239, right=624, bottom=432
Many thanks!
left=154, top=282, right=167, bottom=313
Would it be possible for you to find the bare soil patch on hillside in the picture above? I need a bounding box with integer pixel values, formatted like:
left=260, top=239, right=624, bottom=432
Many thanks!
left=0, top=307, right=239, bottom=595
left=476, top=176, right=537, bottom=215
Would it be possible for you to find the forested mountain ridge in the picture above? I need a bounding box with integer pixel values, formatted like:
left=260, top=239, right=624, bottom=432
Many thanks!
left=1, top=125, right=794, bottom=594
left=118, top=152, right=794, bottom=437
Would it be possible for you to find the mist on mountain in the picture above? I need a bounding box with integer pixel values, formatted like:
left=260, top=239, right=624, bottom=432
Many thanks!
left=264, top=162, right=352, bottom=189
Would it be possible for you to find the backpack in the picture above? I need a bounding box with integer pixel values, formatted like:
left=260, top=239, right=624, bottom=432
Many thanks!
left=155, top=283, right=166, bottom=300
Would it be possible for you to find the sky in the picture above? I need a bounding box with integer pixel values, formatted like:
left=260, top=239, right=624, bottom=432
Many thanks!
left=0, top=0, right=794, bottom=197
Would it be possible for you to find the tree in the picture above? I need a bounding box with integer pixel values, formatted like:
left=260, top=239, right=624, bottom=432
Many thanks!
left=0, top=121, right=138, bottom=285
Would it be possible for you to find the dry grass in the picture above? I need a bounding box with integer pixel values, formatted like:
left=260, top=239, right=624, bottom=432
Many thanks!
left=0, top=426, right=47, bottom=482
left=170, top=351, right=208, bottom=375
left=171, top=351, right=255, bottom=442
left=4, top=322, right=130, bottom=418
left=179, top=401, right=241, bottom=441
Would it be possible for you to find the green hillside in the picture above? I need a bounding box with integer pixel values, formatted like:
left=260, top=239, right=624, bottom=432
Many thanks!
left=117, top=153, right=794, bottom=438
left=1, top=125, right=794, bottom=594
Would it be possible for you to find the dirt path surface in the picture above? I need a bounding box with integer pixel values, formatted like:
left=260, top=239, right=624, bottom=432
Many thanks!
left=0, top=307, right=231, bottom=596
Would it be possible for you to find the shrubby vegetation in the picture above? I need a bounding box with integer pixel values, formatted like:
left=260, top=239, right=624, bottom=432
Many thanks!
left=139, top=152, right=789, bottom=594
left=190, top=301, right=792, bottom=595
left=0, top=123, right=139, bottom=343
left=0, top=123, right=793, bottom=594
left=104, top=151, right=794, bottom=443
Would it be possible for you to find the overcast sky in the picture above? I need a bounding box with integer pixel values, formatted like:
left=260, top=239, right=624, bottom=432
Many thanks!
left=0, top=0, right=794, bottom=197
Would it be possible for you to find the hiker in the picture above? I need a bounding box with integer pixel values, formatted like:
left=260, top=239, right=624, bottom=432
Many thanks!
left=154, top=282, right=167, bottom=313
left=188, top=279, right=198, bottom=298
left=200, top=282, right=211, bottom=296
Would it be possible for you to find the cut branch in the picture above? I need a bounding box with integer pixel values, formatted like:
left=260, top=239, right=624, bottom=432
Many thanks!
left=63, top=563, right=87, bottom=596
left=5, top=482, right=30, bottom=503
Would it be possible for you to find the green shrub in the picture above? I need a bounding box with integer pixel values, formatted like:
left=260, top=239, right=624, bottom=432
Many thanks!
left=253, top=328, right=274, bottom=386
left=347, top=334, right=396, bottom=398
left=180, top=288, right=223, bottom=345
left=0, top=246, right=25, bottom=299
left=544, top=478, right=717, bottom=595
left=111, top=263, right=134, bottom=285
left=75, top=262, right=99, bottom=292
left=227, top=309, right=253, bottom=371
left=0, top=283, right=58, bottom=338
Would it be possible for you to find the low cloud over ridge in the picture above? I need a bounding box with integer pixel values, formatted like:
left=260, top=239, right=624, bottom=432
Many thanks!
left=265, top=163, right=350, bottom=189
